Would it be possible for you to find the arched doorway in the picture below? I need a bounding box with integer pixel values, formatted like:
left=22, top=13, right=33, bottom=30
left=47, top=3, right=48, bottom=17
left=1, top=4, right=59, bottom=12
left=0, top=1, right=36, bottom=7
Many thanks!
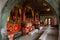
left=7, top=5, right=21, bottom=35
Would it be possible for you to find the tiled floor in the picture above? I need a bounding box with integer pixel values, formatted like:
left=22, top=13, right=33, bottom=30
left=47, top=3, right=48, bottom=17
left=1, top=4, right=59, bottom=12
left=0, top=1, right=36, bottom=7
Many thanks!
left=15, top=32, right=43, bottom=40
left=46, top=27, right=58, bottom=40
left=15, top=27, right=59, bottom=40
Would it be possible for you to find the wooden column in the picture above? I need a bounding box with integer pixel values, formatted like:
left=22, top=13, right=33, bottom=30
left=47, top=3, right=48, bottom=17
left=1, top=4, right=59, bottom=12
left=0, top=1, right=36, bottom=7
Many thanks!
left=34, top=12, right=36, bottom=21
left=22, top=5, right=26, bottom=22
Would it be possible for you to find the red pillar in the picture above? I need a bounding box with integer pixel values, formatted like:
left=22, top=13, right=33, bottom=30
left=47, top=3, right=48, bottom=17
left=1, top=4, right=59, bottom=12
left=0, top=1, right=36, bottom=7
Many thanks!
left=34, top=12, right=36, bottom=21
left=22, top=6, right=26, bottom=22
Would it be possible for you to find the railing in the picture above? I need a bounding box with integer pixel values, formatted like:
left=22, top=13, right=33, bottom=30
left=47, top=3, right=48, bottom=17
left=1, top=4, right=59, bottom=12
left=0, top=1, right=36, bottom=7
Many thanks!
left=39, top=26, right=51, bottom=40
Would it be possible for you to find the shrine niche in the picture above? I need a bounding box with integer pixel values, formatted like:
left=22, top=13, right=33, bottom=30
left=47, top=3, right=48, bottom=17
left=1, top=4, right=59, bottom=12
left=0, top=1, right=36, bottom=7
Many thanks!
left=9, top=6, right=20, bottom=23
left=25, top=8, right=32, bottom=18
left=25, top=7, right=34, bottom=22
left=7, top=6, right=21, bottom=35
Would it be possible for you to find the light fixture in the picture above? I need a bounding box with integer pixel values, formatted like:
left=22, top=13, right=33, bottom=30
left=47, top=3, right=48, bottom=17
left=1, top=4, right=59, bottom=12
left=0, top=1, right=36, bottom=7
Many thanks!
left=43, top=3, right=47, bottom=6
left=46, top=8, right=50, bottom=11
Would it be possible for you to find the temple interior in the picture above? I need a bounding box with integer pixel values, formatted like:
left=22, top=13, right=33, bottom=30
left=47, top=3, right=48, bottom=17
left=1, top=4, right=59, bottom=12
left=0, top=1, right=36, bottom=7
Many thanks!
left=0, top=0, right=60, bottom=40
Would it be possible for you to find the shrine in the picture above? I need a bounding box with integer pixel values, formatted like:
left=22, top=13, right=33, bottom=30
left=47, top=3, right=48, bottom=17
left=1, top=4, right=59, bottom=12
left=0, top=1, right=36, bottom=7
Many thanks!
left=0, top=0, right=59, bottom=40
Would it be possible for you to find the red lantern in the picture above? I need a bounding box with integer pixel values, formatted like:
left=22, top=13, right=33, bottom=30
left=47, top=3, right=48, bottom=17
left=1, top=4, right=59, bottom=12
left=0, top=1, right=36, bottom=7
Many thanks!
left=50, top=19, right=54, bottom=26
left=7, top=24, right=21, bottom=35
left=25, top=27, right=29, bottom=33
left=22, top=26, right=30, bottom=35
